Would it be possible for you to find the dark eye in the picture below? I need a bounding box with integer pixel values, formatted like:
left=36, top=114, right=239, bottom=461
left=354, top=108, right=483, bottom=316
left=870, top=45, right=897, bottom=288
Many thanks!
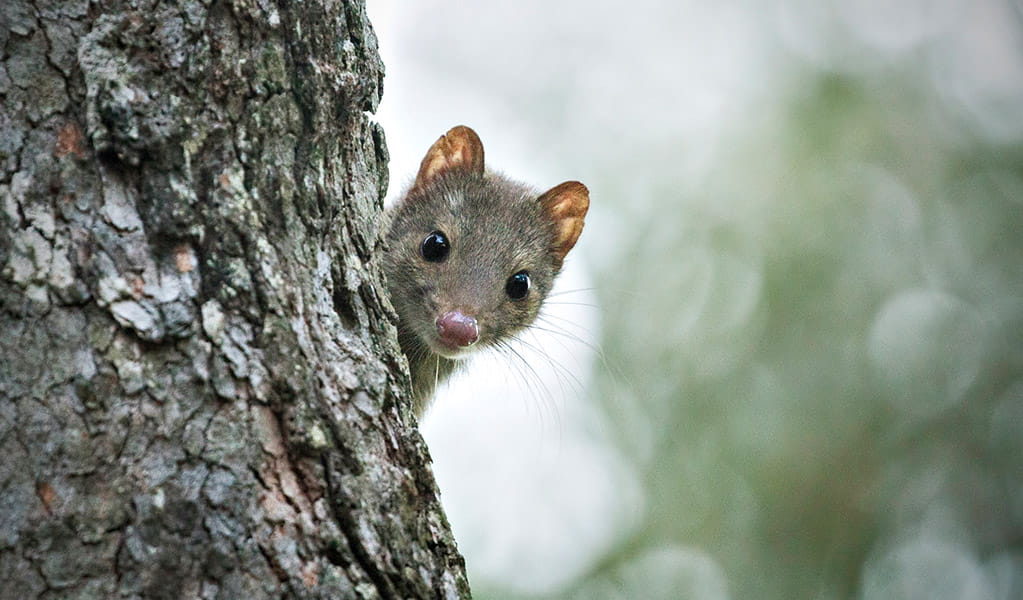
left=505, top=270, right=530, bottom=300
left=420, top=231, right=450, bottom=262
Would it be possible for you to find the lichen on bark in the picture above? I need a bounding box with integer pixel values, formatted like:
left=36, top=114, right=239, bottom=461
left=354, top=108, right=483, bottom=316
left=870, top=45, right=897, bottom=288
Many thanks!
left=1, top=1, right=469, bottom=598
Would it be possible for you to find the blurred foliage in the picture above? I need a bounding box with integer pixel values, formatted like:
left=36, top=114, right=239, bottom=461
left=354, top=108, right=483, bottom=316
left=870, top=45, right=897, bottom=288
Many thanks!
left=588, top=63, right=1023, bottom=600
left=373, top=1, right=1023, bottom=598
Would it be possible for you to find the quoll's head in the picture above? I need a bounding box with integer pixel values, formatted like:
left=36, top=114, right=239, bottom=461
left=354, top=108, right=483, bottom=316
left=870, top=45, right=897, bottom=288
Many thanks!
left=383, top=125, right=589, bottom=359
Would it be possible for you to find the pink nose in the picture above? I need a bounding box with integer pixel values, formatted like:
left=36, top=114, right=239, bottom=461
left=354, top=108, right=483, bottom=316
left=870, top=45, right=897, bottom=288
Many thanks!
left=436, top=310, right=479, bottom=347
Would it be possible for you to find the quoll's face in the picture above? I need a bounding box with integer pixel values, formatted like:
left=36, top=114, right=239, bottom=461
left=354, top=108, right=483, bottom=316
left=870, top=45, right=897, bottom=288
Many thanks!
left=382, top=125, right=588, bottom=372
left=384, top=173, right=558, bottom=360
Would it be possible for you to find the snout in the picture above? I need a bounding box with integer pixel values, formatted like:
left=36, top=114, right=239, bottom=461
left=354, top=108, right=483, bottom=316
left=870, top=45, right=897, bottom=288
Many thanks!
left=436, top=310, right=479, bottom=348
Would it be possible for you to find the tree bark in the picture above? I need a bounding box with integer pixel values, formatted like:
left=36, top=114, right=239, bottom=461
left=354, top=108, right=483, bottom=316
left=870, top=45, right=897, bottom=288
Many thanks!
left=0, top=1, right=470, bottom=598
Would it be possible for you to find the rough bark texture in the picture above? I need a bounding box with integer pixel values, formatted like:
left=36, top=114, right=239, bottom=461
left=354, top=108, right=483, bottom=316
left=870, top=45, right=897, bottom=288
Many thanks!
left=0, top=1, right=470, bottom=598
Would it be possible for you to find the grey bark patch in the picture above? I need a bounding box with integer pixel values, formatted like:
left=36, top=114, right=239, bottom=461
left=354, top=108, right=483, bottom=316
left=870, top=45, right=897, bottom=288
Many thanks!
left=0, top=443, right=33, bottom=548
left=110, top=300, right=162, bottom=341
left=5, top=31, right=69, bottom=122
left=78, top=15, right=187, bottom=165
left=0, top=0, right=36, bottom=37
left=100, top=178, right=144, bottom=232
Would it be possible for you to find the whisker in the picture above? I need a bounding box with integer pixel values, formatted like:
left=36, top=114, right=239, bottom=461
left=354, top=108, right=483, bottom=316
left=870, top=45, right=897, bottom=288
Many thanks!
left=545, top=287, right=597, bottom=298
left=542, top=300, right=601, bottom=309
left=492, top=338, right=560, bottom=427
left=534, top=311, right=593, bottom=335
left=529, top=318, right=601, bottom=352
left=511, top=340, right=566, bottom=409
left=529, top=315, right=635, bottom=408
left=547, top=285, right=646, bottom=299
left=434, top=353, right=440, bottom=395
left=527, top=316, right=612, bottom=372
left=512, top=333, right=577, bottom=435
left=511, top=334, right=587, bottom=399
left=496, top=339, right=550, bottom=406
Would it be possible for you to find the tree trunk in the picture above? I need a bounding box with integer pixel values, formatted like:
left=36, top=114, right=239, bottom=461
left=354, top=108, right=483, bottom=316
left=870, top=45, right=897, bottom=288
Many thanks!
left=0, top=1, right=470, bottom=598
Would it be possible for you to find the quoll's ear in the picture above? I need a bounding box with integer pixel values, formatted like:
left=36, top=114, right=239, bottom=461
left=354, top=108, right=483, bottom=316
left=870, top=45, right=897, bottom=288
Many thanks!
left=539, top=181, right=589, bottom=265
left=413, top=125, right=485, bottom=190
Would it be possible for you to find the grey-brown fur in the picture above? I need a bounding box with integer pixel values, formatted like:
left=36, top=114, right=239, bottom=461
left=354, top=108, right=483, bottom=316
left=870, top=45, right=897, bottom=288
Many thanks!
left=382, top=168, right=562, bottom=415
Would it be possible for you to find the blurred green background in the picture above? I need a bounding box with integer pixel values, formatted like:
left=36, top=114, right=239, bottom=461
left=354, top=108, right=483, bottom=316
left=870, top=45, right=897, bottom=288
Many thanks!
left=370, top=1, right=1023, bottom=598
